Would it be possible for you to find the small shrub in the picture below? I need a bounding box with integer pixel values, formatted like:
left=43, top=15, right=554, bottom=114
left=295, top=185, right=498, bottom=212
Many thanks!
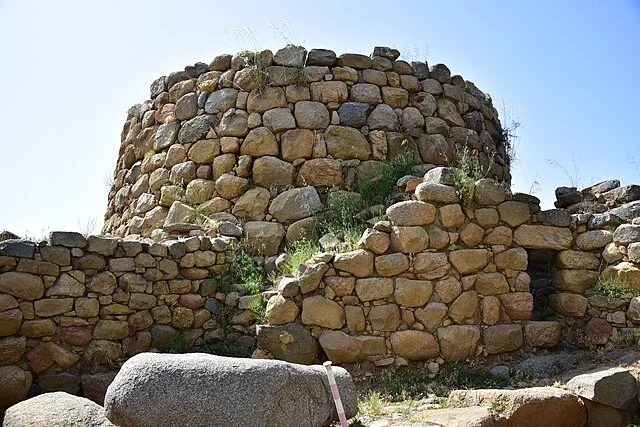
left=452, top=146, right=492, bottom=207
left=359, top=391, right=383, bottom=415
left=247, top=295, right=267, bottom=323
left=358, top=153, right=419, bottom=207
left=189, top=205, right=218, bottom=230
left=169, top=331, right=188, bottom=354
left=594, top=275, right=639, bottom=300
left=231, top=243, right=266, bottom=295
left=316, top=192, right=368, bottom=251
left=278, top=240, right=322, bottom=278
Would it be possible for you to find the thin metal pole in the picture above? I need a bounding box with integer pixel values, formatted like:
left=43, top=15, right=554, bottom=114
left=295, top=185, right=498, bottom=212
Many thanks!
left=323, top=361, right=348, bottom=427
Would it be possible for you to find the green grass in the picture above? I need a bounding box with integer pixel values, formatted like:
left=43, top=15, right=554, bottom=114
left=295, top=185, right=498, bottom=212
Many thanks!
left=360, top=391, right=383, bottom=415
left=189, top=205, right=218, bottom=230
left=316, top=192, right=368, bottom=252
left=230, top=243, right=266, bottom=295
left=268, top=239, right=322, bottom=285
left=594, top=275, right=640, bottom=300
left=247, top=295, right=267, bottom=323
left=452, top=146, right=486, bottom=207
left=358, top=153, right=419, bottom=207
left=367, top=363, right=535, bottom=401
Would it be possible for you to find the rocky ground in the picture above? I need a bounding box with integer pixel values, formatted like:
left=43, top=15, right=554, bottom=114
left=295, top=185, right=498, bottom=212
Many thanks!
left=341, top=346, right=640, bottom=426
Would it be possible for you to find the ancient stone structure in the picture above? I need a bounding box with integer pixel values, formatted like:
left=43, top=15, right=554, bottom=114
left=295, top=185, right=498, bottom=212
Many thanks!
left=0, top=45, right=639, bottom=411
left=256, top=175, right=640, bottom=365
left=103, top=45, right=511, bottom=239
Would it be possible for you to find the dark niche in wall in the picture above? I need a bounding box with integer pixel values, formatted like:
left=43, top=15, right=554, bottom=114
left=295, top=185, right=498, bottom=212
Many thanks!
left=527, top=249, right=557, bottom=320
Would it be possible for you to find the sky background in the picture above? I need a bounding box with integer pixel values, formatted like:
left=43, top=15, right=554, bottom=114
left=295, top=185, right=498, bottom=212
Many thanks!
left=1, top=0, right=639, bottom=238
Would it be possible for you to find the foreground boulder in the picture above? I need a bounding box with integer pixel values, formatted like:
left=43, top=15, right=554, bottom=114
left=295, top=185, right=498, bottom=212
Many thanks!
left=104, top=352, right=357, bottom=427
left=449, top=387, right=586, bottom=427
left=565, top=367, right=638, bottom=410
left=3, top=392, right=115, bottom=427
left=411, top=406, right=500, bottom=426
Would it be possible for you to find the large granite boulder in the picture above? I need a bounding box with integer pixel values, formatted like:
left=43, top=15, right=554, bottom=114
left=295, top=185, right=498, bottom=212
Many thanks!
left=104, top=352, right=357, bottom=427
left=3, top=392, right=115, bottom=426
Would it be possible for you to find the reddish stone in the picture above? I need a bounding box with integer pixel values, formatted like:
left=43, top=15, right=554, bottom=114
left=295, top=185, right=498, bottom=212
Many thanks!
left=586, top=318, right=612, bottom=345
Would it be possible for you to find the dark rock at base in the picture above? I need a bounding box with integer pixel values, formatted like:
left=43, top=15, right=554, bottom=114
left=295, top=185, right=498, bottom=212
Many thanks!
left=0, top=239, right=36, bottom=258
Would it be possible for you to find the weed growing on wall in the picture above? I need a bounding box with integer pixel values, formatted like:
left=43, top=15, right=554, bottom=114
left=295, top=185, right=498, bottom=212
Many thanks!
left=358, top=153, right=419, bottom=207
left=594, top=275, right=639, bottom=300
left=278, top=240, right=322, bottom=278
left=316, top=192, right=368, bottom=251
left=247, top=295, right=267, bottom=323
left=452, top=147, right=486, bottom=206
left=497, top=101, right=522, bottom=166
left=230, top=243, right=265, bottom=295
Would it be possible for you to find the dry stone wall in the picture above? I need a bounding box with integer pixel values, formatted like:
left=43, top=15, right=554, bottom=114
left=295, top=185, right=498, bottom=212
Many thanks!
left=256, top=171, right=640, bottom=367
left=103, top=45, right=511, bottom=242
left=0, top=232, right=258, bottom=410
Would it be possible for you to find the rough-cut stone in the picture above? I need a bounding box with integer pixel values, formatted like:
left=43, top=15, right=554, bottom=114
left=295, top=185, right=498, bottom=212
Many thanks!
left=302, top=296, right=344, bottom=329
left=553, top=269, right=599, bottom=294
left=104, top=353, right=356, bottom=427
left=523, top=321, right=562, bottom=348
left=613, top=224, right=640, bottom=246
left=355, top=278, right=394, bottom=301
left=549, top=293, right=588, bottom=318
left=414, top=183, right=459, bottom=204
left=0, top=272, right=44, bottom=301
left=415, top=303, right=447, bottom=332
left=576, top=230, right=614, bottom=250
left=395, top=278, right=433, bottom=307
left=386, top=201, right=437, bottom=226
left=252, top=156, right=295, bottom=188
left=390, top=226, right=429, bottom=253
left=484, top=324, right=523, bottom=354
left=268, top=187, right=323, bottom=224
left=391, top=330, right=439, bottom=360
left=413, top=252, right=450, bottom=279
left=368, top=304, right=400, bottom=331
left=333, top=250, right=374, bottom=277
left=256, top=323, right=320, bottom=365
left=265, top=294, right=299, bottom=325
left=513, top=225, right=573, bottom=250
left=232, top=188, right=270, bottom=221
left=324, top=126, right=371, bottom=160
left=449, top=249, right=488, bottom=275
left=449, top=387, right=586, bottom=427
left=243, top=222, right=285, bottom=256
left=0, top=366, right=32, bottom=410
left=437, top=325, right=480, bottom=361
left=374, top=253, right=409, bottom=276
left=448, top=291, right=478, bottom=324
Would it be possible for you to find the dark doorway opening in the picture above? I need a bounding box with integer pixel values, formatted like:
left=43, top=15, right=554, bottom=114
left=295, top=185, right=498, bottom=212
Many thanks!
left=526, top=249, right=557, bottom=320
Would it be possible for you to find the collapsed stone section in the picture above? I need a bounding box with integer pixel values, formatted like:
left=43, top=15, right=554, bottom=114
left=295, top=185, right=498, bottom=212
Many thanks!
left=104, top=45, right=511, bottom=241
left=257, top=170, right=640, bottom=366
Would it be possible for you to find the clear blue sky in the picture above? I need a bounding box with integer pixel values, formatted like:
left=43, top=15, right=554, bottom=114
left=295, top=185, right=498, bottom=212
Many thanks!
left=1, top=0, right=639, bottom=238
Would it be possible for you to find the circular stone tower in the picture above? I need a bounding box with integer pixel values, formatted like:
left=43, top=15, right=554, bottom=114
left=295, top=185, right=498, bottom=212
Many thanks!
left=103, top=45, right=511, bottom=244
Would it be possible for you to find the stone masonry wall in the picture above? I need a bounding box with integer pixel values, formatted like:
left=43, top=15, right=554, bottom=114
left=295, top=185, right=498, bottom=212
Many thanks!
left=103, top=45, right=511, bottom=241
left=256, top=170, right=640, bottom=369
left=0, top=232, right=258, bottom=410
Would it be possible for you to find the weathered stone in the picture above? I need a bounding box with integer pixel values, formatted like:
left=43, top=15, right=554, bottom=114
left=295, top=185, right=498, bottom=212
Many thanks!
left=600, top=262, right=640, bottom=290
left=265, top=294, right=299, bottom=325
left=281, top=129, right=314, bottom=161
left=0, top=239, right=36, bottom=258
left=307, top=49, right=336, bottom=66
left=252, top=156, right=295, bottom=188
left=513, top=225, right=573, bottom=250
left=93, top=320, right=129, bottom=341
left=585, top=318, right=612, bottom=345
left=501, top=292, right=533, bottom=320
left=104, top=353, right=357, bottom=427
left=324, top=125, right=371, bottom=160
left=333, top=250, right=374, bottom=277
left=555, top=250, right=600, bottom=270
left=415, top=303, right=448, bottom=332
left=576, top=230, right=614, bottom=250
left=414, top=183, right=459, bottom=204
left=302, top=296, right=344, bottom=329
left=523, top=321, right=562, bottom=348
left=294, top=101, right=330, bottom=129
left=437, top=325, right=480, bottom=361
left=298, top=262, right=329, bottom=294
left=435, top=276, right=462, bottom=303
left=553, top=269, right=598, bottom=294
left=389, top=226, right=429, bottom=253
left=613, top=224, right=640, bottom=246
left=0, top=272, right=44, bottom=300
left=449, top=249, right=488, bottom=275
left=34, top=298, right=73, bottom=317
left=263, top=108, right=296, bottom=133
left=549, top=293, right=588, bottom=317
left=494, top=247, right=528, bottom=271
left=256, top=323, right=320, bottom=365
left=273, top=44, right=307, bottom=67
left=355, top=278, right=394, bottom=301
left=567, top=367, right=638, bottom=410
left=297, top=158, right=343, bottom=187
left=413, top=252, right=450, bottom=279
left=268, top=187, right=323, bottom=224
left=449, top=387, right=586, bottom=427
left=497, top=201, right=530, bottom=227
left=448, top=290, right=478, bottom=324
left=436, top=98, right=464, bottom=126
left=391, top=330, right=439, bottom=361
left=0, top=309, right=22, bottom=337
left=368, top=304, right=400, bottom=331
left=232, top=188, right=270, bottom=221
left=0, top=366, right=32, bottom=410
left=386, top=201, right=437, bottom=226
left=439, top=204, right=465, bottom=228
left=0, top=336, right=26, bottom=365
left=318, top=331, right=364, bottom=364
left=484, top=324, right=523, bottom=354
left=215, top=173, right=248, bottom=199
left=394, top=278, right=433, bottom=307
